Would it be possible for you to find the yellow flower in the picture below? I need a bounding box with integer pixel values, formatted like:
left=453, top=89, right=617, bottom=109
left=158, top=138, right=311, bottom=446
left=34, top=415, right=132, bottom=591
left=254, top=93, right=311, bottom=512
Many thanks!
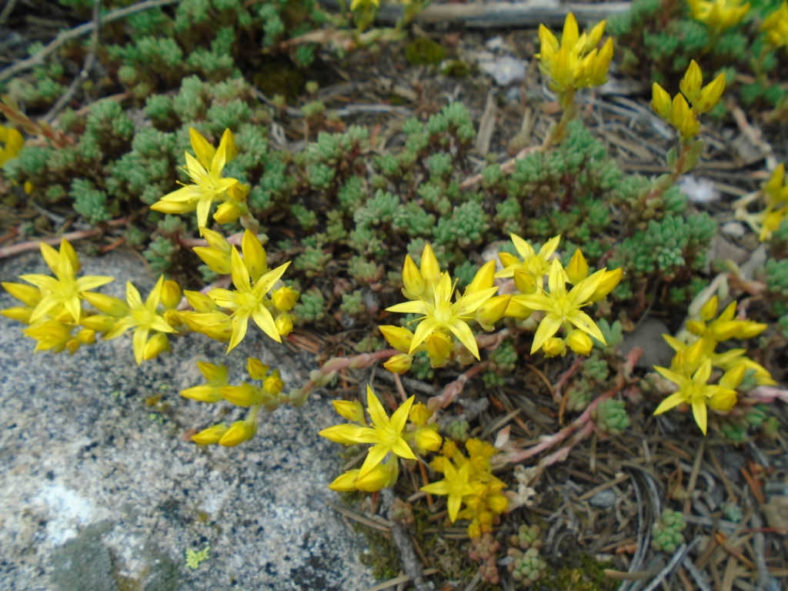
left=0, top=124, right=24, bottom=166
left=762, top=2, right=788, bottom=49
left=151, top=128, right=243, bottom=228
left=401, top=242, right=442, bottom=301
left=319, top=385, right=417, bottom=479
left=654, top=358, right=737, bottom=435
left=102, top=276, right=176, bottom=365
left=652, top=60, right=725, bottom=140
left=350, top=0, right=379, bottom=10
left=421, top=458, right=478, bottom=523
left=497, top=234, right=561, bottom=291
left=685, top=295, right=767, bottom=349
left=387, top=263, right=497, bottom=360
left=18, top=240, right=113, bottom=324
left=515, top=258, right=607, bottom=355
left=206, top=233, right=291, bottom=352
left=537, top=13, right=614, bottom=94
left=689, top=0, right=750, bottom=34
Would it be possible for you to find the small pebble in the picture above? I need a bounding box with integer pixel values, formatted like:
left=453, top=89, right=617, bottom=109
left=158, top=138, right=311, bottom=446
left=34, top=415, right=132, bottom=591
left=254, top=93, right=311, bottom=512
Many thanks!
left=589, top=489, right=617, bottom=509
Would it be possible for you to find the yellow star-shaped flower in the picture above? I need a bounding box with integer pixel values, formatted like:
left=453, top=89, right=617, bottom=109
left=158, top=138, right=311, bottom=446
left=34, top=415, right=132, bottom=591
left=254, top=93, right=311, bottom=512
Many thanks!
left=151, top=128, right=241, bottom=228
left=386, top=269, right=497, bottom=360
left=18, top=240, right=113, bottom=324
left=515, top=258, right=607, bottom=354
left=102, top=276, right=176, bottom=365
left=319, top=385, right=417, bottom=479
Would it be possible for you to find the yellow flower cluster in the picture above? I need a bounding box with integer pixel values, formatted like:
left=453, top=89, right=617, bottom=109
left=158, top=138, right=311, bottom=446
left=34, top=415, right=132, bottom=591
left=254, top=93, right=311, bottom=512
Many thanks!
left=734, top=163, right=788, bottom=241
left=319, top=385, right=420, bottom=492
left=688, top=0, right=750, bottom=34
left=179, top=229, right=296, bottom=352
left=185, top=356, right=286, bottom=447
left=652, top=60, right=726, bottom=140
left=421, top=439, right=508, bottom=538
left=762, top=2, right=788, bottom=50
left=537, top=13, right=614, bottom=96
left=380, top=243, right=506, bottom=372
left=654, top=295, right=772, bottom=434
left=499, top=234, right=621, bottom=357
left=151, top=128, right=250, bottom=228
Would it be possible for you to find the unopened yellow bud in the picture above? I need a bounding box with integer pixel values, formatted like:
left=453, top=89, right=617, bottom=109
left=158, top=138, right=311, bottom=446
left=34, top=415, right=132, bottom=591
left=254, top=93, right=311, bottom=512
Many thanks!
left=191, top=423, right=228, bottom=445
left=566, top=329, right=594, bottom=354
left=247, top=357, right=269, bottom=380
left=505, top=296, right=534, bottom=319
left=408, top=402, right=432, bottom=426
left=272, top=286, right=299, bottom=312
left=686, top=319, right=706, bottom=336
left=591, top=268, right=623, bottom=301
left=160, top=279, right=181, bottom=309
left=425, top=331, right=453, bottom=367
left=214, top=202, right=241, bottom=225
left=355, top=459, right=398, bottom=492
left=218, top=421, right=256, bottom=446
left=542, top=337, right=566, bottom=357
left=680, top=60, right=704, bottom=105
left=332, top=399, right=366, bottom=424
left=142, top=333, right=170, bottom=361
left=651, top=83, right=672, bottom=121
left=383, top=353, right=412, bottom=374
left=379, top=325, right=414, bottom=353
left=23, top=181, right=34, bottom=194
left=696, top=72, right=725, bottom=113
left=274, top=313, right=293, bottom=337
left=328, top=469, right=361, bottom=492
left=708, top=389, right=737, bottom=412
left=699, top=295, right=719, bottom=321
left=488, top=492, right=509, bottom=514
left=263, top=370, right=284, bottom=396
left=475, top=295, right=510, bottom=330
left=414, top=427, right=442, bottom=454
left=566, top=249, right=589, bottom=284
left=672, top=94, right=700, bottom=139
left=180, top=384, right=223, bottom=403
left=197, top=360, right=228, bottom=382
left=220, top=383, right=264, bottom=407
left=76, top=328, right=96, bottom=345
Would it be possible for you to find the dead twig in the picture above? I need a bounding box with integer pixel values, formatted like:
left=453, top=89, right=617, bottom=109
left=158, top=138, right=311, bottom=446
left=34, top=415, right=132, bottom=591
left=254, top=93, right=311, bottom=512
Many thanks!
left=0, top=216, right=130, bottom=259
left=44, top=0, right=101, bottom=123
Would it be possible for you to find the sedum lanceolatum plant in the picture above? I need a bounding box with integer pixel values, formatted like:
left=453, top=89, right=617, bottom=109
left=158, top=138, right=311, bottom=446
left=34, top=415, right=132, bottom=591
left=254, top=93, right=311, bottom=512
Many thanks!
left=1, top=4, right=785, bottom=584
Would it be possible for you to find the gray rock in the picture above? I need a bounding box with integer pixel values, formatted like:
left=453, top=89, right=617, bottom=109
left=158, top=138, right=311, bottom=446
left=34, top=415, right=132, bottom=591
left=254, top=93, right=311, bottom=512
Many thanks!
left=588, top=489, right=617, bottom=510
left=0, top=249, right=376, bottom=591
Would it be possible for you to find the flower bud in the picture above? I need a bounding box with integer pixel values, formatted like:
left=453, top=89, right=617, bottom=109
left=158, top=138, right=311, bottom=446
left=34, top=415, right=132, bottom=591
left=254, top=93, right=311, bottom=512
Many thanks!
left=328, top=469, right=361, bottom=492
left=566, top=249, right=588, bottom=284
left=83, top=292, right=127, bottom=316
left=76, top=328, right=96, bottom=345
left=184, top=290, right=218, bottom=312
left=476, top=295, right=510, bottom=329
left=274, top=313, right=293, bottom=337
left=708, top=389, right=737, bottom=412
left=513, top=269, right=537, bottom=295
left=143, top=333, right=170, bottom=361
left=160, top=279, right=182, bottom=309
left=220, top=383, right=264, bottom=407
left=218, top=420, right=256, bottom=446
left=191, top=423, right=228, bottom=445
left=414, top=427, right=442, bottom=454
left=354, top=459, right=398, bottom=491
left=332, top=399, right=366, bottom=424
left=384, top=353, right=412, bottom=374
left=3, top=281, right=42, bottom=307
left=408, top=402, right=432, bottom=426
left=425, top=332, right=453, bottom=367
left=214, top=202, right=242, bottom=225
left=542, top=337, right=566, bottom=357
left=591, top=268, right=622, bottom=301
left=272, top=286, right=299, bottom=312
left=504, top=296, right=533, bottom=319
left=247, top=357, right=269, bottom=380
left=379, top=325, right=413, bottom=353
left=180, top=384, right=223, bottom=403
left=263, top=371, right=284, bottom=396
left=566, top=329, right=593, bottom=355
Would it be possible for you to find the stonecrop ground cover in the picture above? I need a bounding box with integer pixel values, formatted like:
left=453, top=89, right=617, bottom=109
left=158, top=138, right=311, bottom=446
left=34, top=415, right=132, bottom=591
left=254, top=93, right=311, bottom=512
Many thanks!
left=1, top=0, right=786, bottom=586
